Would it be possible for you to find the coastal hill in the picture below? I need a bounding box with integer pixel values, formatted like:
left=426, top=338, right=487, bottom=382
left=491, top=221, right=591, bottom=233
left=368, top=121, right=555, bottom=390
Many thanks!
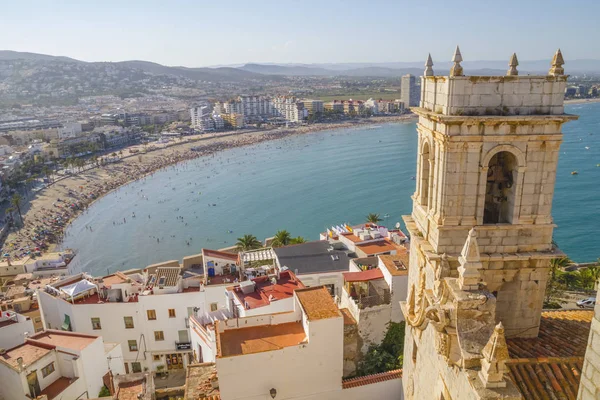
left=1, top=50, right=600, bottom=106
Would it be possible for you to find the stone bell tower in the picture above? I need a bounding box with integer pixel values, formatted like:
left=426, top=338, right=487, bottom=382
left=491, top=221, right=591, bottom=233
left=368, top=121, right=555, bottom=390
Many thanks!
left=400, top=47, right=578, bottom=400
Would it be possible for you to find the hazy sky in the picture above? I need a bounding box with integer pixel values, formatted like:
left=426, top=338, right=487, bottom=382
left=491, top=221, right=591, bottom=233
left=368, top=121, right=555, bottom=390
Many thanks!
left=1, top=0, right=598, bottom=67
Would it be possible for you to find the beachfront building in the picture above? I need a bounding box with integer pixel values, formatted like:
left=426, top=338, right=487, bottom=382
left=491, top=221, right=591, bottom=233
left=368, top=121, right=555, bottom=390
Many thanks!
left=239, top=95, right=273, bottom=122
left=400, top=74, right=419, bottom=107
left=190, top=106, right=210, bottom=128
left=272, top=96, right=306, bottom=123
left=0, top=251, right=74, bottom=279
left=325, top=101, right=345, bottom=113
left=400, top=49, right=586, bottom=400
left=301, top=99, right=325, bottom=115
left=37, top=266, right=205, bottom=375
left=329, top=223, right=407, bottom=258
left=222, top=112, right=245, bottom=129
left=0, top=330, right=123, bottom=400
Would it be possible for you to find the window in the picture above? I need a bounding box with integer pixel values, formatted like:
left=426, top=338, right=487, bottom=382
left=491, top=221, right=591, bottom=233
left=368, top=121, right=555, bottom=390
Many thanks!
left=154, top=331, right=165, bottom=341
left=128, top=340, right=138, bottom=352
left=210, top=303, right=218, bottom=312
left=147, top=309, right=157, bottom=320
left=91, top=317, right=101, bottom=330
left=41, top=362, right=55, bottom=378
left=168, top=309, right=176, bottom=318
left=131, top=362, right=142, bottom=373
left=484, top=151, right=518, bottom=224
left=124, top=316, right=134, bottom=329
left=153, top=355, right=161, bottom=361
left=34, top=317, right=42, bottom=323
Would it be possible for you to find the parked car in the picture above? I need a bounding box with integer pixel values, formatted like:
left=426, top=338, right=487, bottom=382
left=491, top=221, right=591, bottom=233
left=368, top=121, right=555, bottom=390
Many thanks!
left=576, top=297, right=596, bottom=309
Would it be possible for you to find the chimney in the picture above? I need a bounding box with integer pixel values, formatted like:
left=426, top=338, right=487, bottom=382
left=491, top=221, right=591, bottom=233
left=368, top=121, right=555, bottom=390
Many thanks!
left=17, top=356, right=24, bottom=371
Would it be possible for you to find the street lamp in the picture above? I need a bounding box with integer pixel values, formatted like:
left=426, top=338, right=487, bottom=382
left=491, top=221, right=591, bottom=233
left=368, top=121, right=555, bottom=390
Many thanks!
left=270, top=388, right=277, bottom=398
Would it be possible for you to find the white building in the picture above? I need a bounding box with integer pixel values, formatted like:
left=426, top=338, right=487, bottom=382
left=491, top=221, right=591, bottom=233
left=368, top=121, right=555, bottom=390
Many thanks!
left=272, top=96, right=305, bottom=123
left=37, top=267, right=205, bottom=374
left=213, top=286, right=403, bottom=400
left=0, top=311, right=34, bottom=350
left=57, top=122, right=82, bottom=140
left=0, top=330, right=123, bottom=400
left=190, top=106, right=210, bottom=128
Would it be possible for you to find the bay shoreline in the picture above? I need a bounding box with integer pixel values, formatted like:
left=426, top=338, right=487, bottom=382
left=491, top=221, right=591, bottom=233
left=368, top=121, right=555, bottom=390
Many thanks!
left=2, top=115, right=416, bottom=262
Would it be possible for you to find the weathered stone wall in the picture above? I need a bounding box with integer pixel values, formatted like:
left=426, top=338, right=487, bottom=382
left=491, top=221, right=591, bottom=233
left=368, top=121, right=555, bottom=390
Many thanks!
left=421, top=75, right=568, bottom=116
left=578, top=287, right=600, bottom=399
left=343, top=321, right=360, bottom=377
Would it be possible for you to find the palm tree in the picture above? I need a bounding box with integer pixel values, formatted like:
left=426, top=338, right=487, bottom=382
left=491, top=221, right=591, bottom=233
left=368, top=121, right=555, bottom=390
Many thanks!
left=42, top=166, right=52, bottom=183
left=577, top=268, right=596, bottom=290
left=236, top=234, right=262, bottom=251
left=271, top=230, right=292, bottom=247
left=587, top=264, right=600, bottom=287
left=11, top=194, right=23, bottom=225
left=290, top=236, right=307, bottom=245
left=366, top=213, right=382, bottom=224
left=549, top=256, right=571, bottom=281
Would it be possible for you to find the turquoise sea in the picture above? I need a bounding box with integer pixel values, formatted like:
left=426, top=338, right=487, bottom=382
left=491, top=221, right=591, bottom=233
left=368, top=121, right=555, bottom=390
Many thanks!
left=63, top=103, right=600, bottom=275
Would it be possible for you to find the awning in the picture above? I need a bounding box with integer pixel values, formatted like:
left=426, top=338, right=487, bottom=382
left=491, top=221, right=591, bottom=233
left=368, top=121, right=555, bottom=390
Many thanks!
left=60, top=279, right=97, bottom=298
left=343, top=269, right=384, bottom=283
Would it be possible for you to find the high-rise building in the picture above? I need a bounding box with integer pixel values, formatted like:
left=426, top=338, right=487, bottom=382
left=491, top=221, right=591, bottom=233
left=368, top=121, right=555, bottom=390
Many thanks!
left=401, top=74, right=419, bottom=107
left=401, top=48, right=580, bottom=400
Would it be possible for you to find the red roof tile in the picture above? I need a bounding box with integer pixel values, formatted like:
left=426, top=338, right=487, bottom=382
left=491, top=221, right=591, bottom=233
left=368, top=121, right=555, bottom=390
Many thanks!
left=507, top=310, right=593, bottom=358
left=506, top=357, right=583, bottom=400
left=342, top=369, right=402, bottom=389
left=343, top=269, right=384, bottom=282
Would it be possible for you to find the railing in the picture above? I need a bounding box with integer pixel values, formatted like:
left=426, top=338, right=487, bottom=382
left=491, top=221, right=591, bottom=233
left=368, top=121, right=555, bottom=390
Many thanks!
left=353, top=288, right=391, bottom=310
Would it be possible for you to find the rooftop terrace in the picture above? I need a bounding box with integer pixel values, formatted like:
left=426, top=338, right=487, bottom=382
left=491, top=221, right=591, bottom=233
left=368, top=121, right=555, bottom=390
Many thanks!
left=228, top=270, right=303, bottom=310
left=218, top=321, right=306, bottom=357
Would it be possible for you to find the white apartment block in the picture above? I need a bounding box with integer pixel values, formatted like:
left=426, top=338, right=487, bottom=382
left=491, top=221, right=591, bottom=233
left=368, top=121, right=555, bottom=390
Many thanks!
left=272, top=96, right=305, bottom=123
left=37, top=269, right=206, bottom=375
left=57, top=122, right=82, bottom=140
left=190, top=106, right=210, bottom=128
left=0, top=330, right=123, bottom=400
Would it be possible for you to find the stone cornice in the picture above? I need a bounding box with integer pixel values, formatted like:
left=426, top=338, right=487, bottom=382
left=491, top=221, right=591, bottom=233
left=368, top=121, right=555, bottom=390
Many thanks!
left=413, top=107, right=579, bottom=124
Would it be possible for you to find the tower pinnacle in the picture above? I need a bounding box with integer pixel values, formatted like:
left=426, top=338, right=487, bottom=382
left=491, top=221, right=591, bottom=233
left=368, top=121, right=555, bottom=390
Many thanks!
left=548, top=49, right=565, bottom=76
left=450, top=46, right=464, bottom=77
left=424, top=53, right=434, bottom=76
left=507, top=53, right=519, bottom=76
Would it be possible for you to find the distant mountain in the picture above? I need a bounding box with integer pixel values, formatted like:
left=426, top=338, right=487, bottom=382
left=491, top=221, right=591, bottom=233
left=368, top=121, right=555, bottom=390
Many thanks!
left=0, top=51, right=272, bottom=83
left=0, top=50, right=80, bottom=63
left=239, top=63, right=334, bottom=76
left=116, top=60, right=268, bottom=82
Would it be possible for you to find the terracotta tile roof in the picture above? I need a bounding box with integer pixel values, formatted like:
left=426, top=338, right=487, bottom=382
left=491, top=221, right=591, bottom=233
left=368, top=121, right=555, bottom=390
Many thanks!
left=343, top=268, right=384, bottom=282
left=507, top=310, right=593, bottom=358
left=342, top=369, right=402, bottom=389
left=506, top=357, right=583, bottom=400
left=203, top=249, right=239, bottom=262
left=218, top=321, right=306, bottom=357
left=356, top=239, right=398, bottom=255
left=379, top=253, right=409, bottom=276
left=295, top=286, right=342, bottom=321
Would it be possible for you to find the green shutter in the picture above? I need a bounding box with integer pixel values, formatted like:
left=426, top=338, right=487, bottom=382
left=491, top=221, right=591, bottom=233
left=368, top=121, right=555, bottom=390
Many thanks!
left=61, top=314, right=71, bottom=331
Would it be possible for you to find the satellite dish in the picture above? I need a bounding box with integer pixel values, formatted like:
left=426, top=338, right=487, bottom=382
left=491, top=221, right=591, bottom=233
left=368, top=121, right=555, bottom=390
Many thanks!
left=395, top=222, right=401, bottom=229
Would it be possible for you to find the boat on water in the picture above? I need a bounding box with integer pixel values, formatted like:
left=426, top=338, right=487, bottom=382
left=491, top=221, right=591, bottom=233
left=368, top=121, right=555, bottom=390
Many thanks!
left=571, top=171, right=578, bottom=175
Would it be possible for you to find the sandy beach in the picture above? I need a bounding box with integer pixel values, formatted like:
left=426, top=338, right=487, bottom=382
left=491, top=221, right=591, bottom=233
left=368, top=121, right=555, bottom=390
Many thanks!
left=564, top=98, right=600, bottom=105
left=1, top=115, right=416, bottom=261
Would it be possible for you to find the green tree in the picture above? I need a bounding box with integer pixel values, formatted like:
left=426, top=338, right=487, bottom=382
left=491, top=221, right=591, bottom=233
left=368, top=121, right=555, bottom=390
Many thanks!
left=271, top=230, right=292, bottom=247
left=357, top=322, right=405, bottom=377
left=558, top=271, right=580, bottom=290
left=236, top=234, right=262, bottom=251
left=366, top=213, right=382, bottom=224
left=10, top=193, right=24, bottom=225
left=98, top=385, right=111, bottom=397
left=549, top=256, right=570, bottom=281
left=290, top=236, right=307, bottom=245
left=577, top=268, right=597, bottom=290
left=588, top=263, right=600, bottom=284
